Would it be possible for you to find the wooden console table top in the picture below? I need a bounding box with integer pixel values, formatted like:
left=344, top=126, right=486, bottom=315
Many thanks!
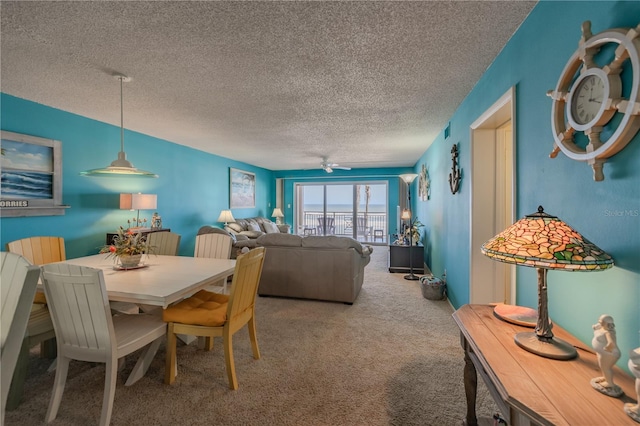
left=452, top=304, right=637, bottom=426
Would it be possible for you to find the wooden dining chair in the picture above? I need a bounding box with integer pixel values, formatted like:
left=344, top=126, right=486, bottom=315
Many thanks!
left=146, top=231, right=181, bottom=256
left=5, top=236, right=65, bottom=410
left=41, top=263, right=167, bottom=426
left=1, top=253, right=41, bottom=425
left=163, top=247, right=266, bottom=389
left=194, top=231, right=233, bottom=292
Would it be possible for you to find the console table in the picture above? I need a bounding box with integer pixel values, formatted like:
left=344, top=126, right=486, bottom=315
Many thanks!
left=388, top=244, right=424, bottom=273
left=452, top=304, right=637, bottom=426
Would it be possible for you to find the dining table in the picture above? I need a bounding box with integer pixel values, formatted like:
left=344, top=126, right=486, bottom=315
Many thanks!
left=51, top=254, right=236, bottom=308
left=45, top=253, right=237, bottom=385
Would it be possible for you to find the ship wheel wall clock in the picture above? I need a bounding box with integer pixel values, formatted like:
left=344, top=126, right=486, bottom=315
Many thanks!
left=547, top=21, right=640, bottom=181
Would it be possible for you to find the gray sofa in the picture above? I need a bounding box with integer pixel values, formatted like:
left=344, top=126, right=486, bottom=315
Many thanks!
left=256, top=233, right=372, bottom=304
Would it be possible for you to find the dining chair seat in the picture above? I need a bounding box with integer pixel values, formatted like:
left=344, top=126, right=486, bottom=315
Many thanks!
left=41, top=263, right=167, bottom=426
left=163, top=247, right=265, bottom=389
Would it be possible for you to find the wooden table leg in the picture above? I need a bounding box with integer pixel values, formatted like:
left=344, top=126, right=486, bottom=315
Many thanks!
left=463, top=339, right=478, bottom=426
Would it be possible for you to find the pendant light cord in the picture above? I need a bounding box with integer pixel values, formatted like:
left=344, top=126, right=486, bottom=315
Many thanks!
left=119, top=76, right=125, bottom=153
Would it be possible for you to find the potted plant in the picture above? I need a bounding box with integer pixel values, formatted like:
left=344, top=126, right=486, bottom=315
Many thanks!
left=405, top=219, right=424, bottom=245
left=101, top=226, right=154, bottom=268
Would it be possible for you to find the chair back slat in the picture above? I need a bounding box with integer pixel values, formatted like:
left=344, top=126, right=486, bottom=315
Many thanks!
left=147, top=232, right=181, bottom=255
left=227, top=248, right=265, bottom=321
left=6, top=236, right=66, bottom=265
left=42, top=264, right=114, bottom=358
left=194, top=233, right=233, bottom=259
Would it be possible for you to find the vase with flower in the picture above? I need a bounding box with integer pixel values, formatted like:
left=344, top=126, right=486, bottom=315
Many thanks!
left=100, top=226, right=154, bottom=269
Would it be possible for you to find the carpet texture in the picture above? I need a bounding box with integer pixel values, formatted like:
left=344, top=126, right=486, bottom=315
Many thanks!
left=5, top=248, right=497, bottom=425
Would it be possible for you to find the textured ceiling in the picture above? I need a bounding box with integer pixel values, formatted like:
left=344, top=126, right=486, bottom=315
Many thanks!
left=1, top=1, right=536, bottom=171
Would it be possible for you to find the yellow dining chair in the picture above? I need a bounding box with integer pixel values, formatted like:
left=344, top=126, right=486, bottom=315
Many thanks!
left=146, top=231, right=181, bottom=256
left=194, top=231, right=233, bottom=292
left=1, top=252, right=40, bottom=425
left=41, top=263, right=167, bottom=426
left=5, top=236, right=65, bottom=410
left=163, top=247, right=265, bottom=389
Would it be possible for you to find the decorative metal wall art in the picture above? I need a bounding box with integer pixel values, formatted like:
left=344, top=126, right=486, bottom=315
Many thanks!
left=418, top=164, right=430, bottom=201
left=449, top=143, right=462, bottom=194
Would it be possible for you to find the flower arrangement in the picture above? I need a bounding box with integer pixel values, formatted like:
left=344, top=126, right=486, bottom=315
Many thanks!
left=100, top=226, right=154, bottom=263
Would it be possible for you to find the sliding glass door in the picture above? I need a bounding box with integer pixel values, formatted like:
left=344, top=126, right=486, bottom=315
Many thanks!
left=295, top=182, right=388, bottom=244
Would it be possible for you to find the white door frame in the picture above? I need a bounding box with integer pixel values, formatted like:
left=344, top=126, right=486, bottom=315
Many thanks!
left=469, top=87, right=516, bottom=304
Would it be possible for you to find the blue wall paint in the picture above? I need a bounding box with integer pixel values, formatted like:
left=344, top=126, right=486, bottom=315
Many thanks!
left=1, top=94, right=274, bottom=257
left=415, top=2, right=640, bottom=371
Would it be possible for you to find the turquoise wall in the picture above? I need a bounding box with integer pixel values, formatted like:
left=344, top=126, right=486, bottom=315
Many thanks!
left=415, top=1, right=640, bottom=371
left=0, top=94, right=274, bottom=257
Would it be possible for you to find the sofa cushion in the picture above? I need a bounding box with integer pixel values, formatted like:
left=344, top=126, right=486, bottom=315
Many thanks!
left=257, top=233, right=302, bottom=247
left=301, top=236, right=365, bottom=254
left=240, top=230, right=264, bottom=239
left=263, top=221, right=280, bottom=234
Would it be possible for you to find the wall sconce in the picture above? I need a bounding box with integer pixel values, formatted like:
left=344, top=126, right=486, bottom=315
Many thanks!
left=120, top=193, right=157, bottom=228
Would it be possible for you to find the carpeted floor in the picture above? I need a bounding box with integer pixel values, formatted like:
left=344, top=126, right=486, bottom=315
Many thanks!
left=5, top=248, right=497, bottom=425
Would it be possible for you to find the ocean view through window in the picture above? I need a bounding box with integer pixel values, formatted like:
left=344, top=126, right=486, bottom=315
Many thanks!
left=294, top=182, right=388, bottom=244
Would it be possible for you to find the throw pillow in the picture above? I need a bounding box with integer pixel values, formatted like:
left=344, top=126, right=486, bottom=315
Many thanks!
left=227, top=223, right=244, bottom=233
left=263, top=221, right=280, bottom=234
left=247, top=222, right=262, bottom=232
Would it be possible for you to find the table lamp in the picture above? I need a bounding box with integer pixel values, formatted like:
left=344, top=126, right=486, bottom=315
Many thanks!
left=120, top=193, right=157, bottom=228
left=217, top=209, right=235, bottom=226
left=481, top=206, right=613, bottom=360
left=399, top=173, right=419, bottom=281
left=272, top=208, right=284, bottom=225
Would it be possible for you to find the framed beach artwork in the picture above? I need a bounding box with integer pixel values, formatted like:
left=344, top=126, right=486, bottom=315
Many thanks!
left=229, top=168, right=256, bottom=209
left=0, top=130, right=68, bottom=217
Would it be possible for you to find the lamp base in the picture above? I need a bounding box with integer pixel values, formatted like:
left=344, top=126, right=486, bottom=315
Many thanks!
left=514, top=331, right=577, bottom=360
left=404, top=273, right=420, bottom=281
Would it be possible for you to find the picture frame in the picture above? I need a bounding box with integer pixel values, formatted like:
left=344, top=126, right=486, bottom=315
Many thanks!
left=1, top=130, right=69, bottom=217
left=229, top=168, right=256, bottom=209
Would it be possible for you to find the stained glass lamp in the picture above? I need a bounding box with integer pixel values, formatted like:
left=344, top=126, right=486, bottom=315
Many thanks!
left=481, top=206, right=613, bottom=360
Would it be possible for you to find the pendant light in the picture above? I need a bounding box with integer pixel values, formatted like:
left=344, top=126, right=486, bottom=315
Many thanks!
left=81, top=74, right=158, bottom=177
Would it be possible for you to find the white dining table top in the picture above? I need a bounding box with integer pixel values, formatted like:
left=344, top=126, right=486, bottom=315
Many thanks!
left=51, top=254, right=236, bottom=308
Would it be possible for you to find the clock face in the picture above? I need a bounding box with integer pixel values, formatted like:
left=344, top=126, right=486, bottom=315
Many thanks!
left=570, top=74, right=605, bottom=125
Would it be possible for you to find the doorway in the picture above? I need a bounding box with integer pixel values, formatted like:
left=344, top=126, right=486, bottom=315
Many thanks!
left=469, top=87, right=516, bottom=304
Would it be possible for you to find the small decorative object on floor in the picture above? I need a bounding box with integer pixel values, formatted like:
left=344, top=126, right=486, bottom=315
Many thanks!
left=591, top=314, right=623, bottom=397
left=625, top=341, right=640, bottom=422
left=100, top=226, right=154, bottom=269
left=419, top=275, right=446, bottom=300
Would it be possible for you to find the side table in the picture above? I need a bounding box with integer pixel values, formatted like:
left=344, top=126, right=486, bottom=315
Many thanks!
left=452, top=304, right=636, bottom=426
left=388, top=244, right=424, bottom=273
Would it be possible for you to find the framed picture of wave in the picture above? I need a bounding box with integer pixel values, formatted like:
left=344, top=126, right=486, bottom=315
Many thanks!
left=229, top=168, right=256, bottom=209
left=1, top=131, right=68, bottom=217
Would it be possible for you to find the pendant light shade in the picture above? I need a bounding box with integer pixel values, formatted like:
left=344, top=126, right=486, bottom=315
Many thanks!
left=80, top=74, right=158, bottom=178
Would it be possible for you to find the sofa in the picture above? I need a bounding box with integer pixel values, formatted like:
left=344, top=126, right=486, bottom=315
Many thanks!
left=255, top=233, right=372, bottom=304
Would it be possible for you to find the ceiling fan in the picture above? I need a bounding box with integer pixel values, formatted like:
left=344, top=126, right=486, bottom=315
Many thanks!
left=321, top=160, right=351, bottom=173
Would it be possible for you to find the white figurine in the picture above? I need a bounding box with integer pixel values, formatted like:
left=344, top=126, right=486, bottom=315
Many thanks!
left=591, top=314, right=623, bottom=397
left=624, top=343, right=640, bottom=423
